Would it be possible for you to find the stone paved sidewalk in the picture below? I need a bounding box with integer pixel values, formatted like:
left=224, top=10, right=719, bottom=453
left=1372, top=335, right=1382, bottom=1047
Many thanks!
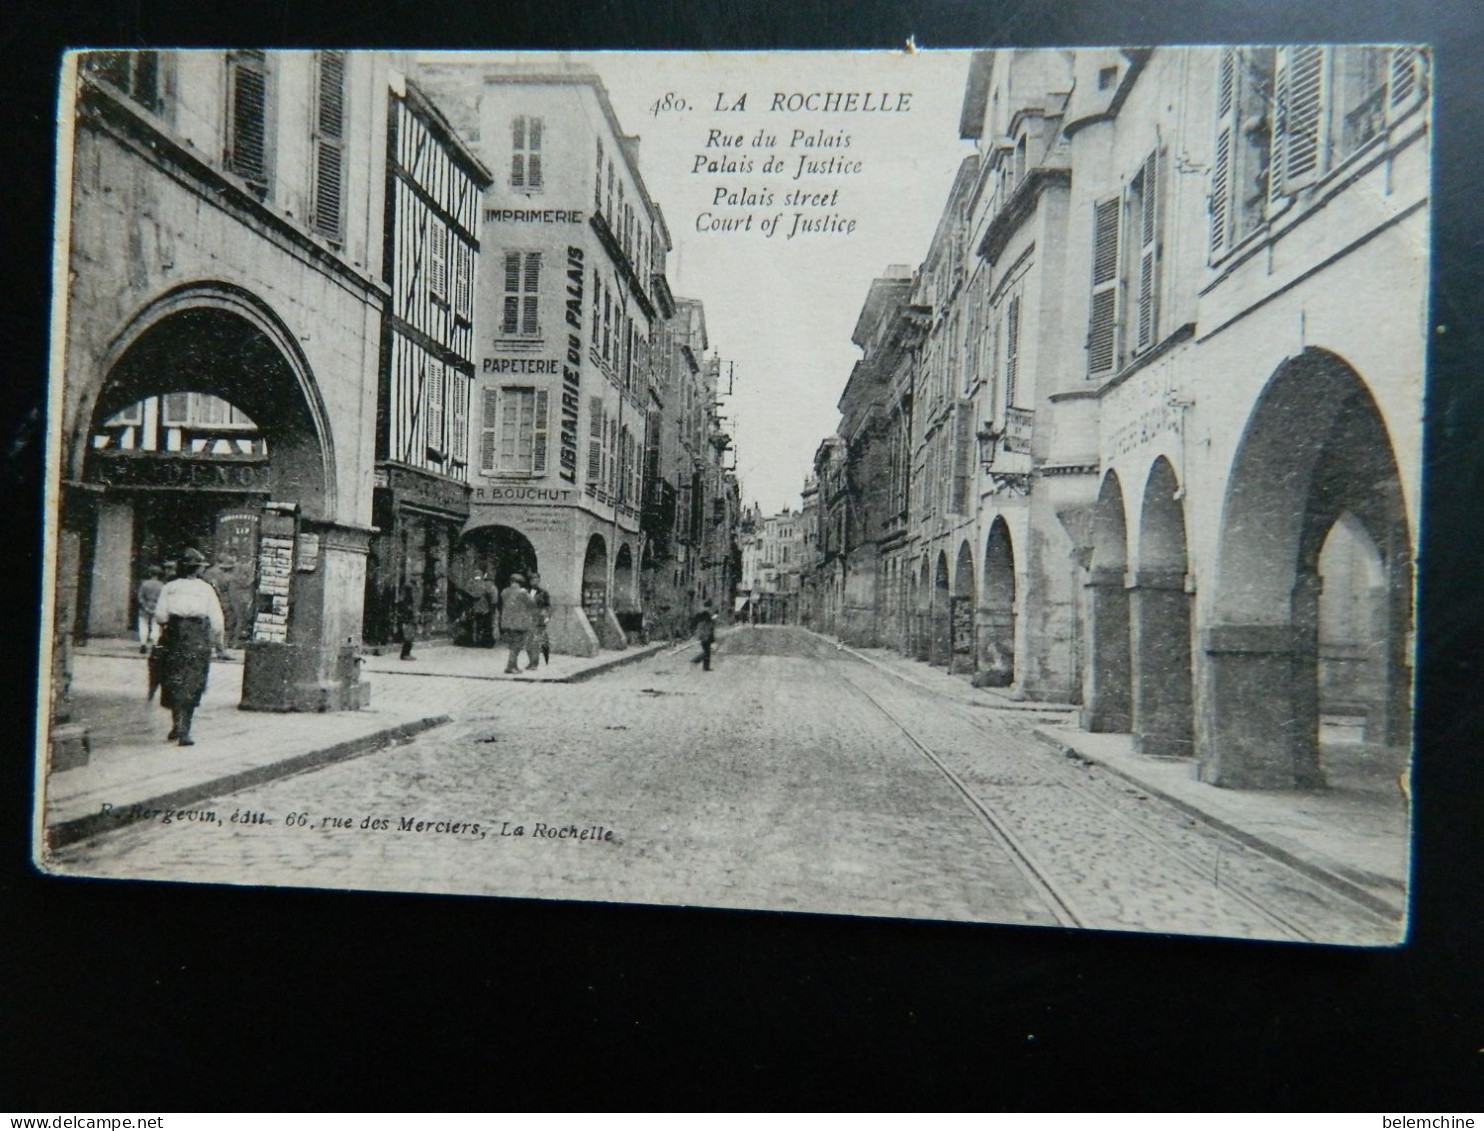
left=38, top=634, right=679, bottom=849
left=832, top=633, right=1410, bottom=916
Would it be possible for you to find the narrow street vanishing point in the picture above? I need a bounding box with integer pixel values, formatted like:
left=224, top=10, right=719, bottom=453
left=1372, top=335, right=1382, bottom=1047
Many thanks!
left=52, top=627, right=1402, bottom=945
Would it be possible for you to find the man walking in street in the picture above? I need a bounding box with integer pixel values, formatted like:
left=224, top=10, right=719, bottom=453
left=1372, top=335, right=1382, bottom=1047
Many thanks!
left=527, top=572, right=552, bottom=669
left=465, top=572, right=496, bottom=647
left=397, top=578, right=420, bottom=661
left=501, top=572, right=536, bottom=675
left=690, top=599, right=717, bottom=671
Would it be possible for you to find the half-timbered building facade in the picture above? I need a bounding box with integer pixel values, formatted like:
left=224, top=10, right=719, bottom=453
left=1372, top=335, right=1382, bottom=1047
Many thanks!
left=365, top=76, right=491, bottom=646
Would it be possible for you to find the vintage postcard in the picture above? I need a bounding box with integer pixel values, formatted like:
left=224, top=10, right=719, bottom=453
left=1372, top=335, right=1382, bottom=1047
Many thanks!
left=34, top=47, right=1427, bottom=945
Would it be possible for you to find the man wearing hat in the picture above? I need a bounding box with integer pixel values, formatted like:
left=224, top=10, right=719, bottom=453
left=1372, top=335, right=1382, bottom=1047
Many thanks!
left=499, top=572, right=536, bottom=675
left=151, top=546, right=226, bottom=746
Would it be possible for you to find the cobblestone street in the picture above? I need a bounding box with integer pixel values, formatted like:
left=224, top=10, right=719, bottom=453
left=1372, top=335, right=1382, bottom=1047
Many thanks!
left=50, top=627, right=1402, bottom=943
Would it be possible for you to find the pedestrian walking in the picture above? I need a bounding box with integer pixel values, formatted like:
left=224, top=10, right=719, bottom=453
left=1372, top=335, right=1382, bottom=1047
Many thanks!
left=201, top=552, right=240, bottom=656
left=690, top=600, right=717, bottom=671
left=397, top=578, right=420, bottom=661
left=151, top=546, right=225, bottom=747
left=528, top=572, right=552, bottom=669
left=136, top=565, right=164, bottom=654
left=500, top=572, right=535, bottom=674
left=467, top=572, right=496, bottom=647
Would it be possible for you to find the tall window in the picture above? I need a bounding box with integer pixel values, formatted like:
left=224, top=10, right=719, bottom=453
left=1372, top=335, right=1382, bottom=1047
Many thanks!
left=595, top=137, right=604, bottom=212
left=1211, top=46, right=1423, bottom=260
left=1130, top=150, right=1160, bottom=353
left=1087, top=195, right=1119, bottom=376
left=1004, top=292, right=1022, bottom=407
left=425, top=360, right=446, bottom=459
left=510, top=116, right=543, bottom=190
left=501, top=251, right=541, bottom=337
left=83, top=51, right=164, bottom=113
left=587, top=397, right=604, bottom=483
left=480, top=386, right=547, bottom=474
left=310, top=51, right=346, bottom=242
left=225, top=49, right=271, bottom=198
left=428, top=222, right=449, bottom=303
left=450, top=373, right=469, bottom=467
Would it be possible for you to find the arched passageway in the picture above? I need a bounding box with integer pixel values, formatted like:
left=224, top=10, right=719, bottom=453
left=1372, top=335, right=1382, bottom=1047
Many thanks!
left=1317, top=513, right=1389, bottom=738
left=930, top=550, right=952, bottom=666
left=913, top=554, right=931, bottom=661
left=980, top=519, right=1016, bottom=687
left=1205, top=349, right=1412, bottom=788
left=1084, top=472, right=1132, bottom=733
left=458, top=525, right=538, bottom=591
left=1131, top=457, right=1194, bottom=758
left=614, top=542, right=640, bottom=640
left=951, top=541, right=976, bottom=673
left=64, top=289, right=347, bottom=711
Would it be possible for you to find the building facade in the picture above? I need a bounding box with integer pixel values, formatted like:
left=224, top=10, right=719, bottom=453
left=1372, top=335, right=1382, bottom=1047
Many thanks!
left=364, top=77, right=492, bottom=648
left=54, top=48, right=405, bottom=733
left=416, top=62, right=677, bottom=655
left=809, top=46, right=1428, bottom=790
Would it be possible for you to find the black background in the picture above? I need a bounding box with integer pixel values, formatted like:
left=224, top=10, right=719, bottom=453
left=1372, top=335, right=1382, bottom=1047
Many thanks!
left=5, top=0, right=1482, bottom=1110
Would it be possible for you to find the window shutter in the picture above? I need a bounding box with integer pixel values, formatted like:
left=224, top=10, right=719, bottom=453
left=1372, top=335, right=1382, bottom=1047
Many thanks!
left=1087, top=195, right=1119, bottom=375
left=1388, top=47, right=1426, bottom=115
left=480, top=386, right=499, bottom=473
left=1277, top=46, right=1327, bottom=193
left=511, top=116, right=525, bottom=187
left=533, top=389, right=549, bottom=474
left=425, top=361, right=445, bottom=457
left=227, top=50, right=269, bottom=194
left=1136, top=149, right=1159, bottom=352
left=521, top=252, right=541, bottom=335
left=428, top=223, right=448, bottom=302
left=950, top=403, right=970, bottom=515
left=528, top=118, right=544, bottom=188
left=451, top=373, right=468, bottom=466
left=502, top=252, right=520, bottom=335
left=1005, top=293, right=1022, bottom=406
left=595, top=138, right=604, bottom=210
left=311, top=52, right=346, bottom=241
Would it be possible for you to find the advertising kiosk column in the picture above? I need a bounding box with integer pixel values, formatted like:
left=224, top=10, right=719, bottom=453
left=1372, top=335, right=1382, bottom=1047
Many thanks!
left=239, top=501, right=368, bottom=712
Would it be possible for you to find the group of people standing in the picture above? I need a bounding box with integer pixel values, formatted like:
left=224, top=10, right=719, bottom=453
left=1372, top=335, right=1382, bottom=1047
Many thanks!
left=396, top=570, right=551, bottom=675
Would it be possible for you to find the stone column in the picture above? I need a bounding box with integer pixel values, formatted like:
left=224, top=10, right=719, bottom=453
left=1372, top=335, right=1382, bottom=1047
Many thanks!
left=1130, top=569, right=1195, bottom=758
left=1198, top=615, right=1324, bottom=789
left=976, top=602, right=1015, bottom=687
left=240, top=519, right=373, bottom=712
left=1081, top=566, right=1131, bottom=732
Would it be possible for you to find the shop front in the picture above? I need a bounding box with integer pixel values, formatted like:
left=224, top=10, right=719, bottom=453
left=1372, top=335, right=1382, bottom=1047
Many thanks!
left=365, top=464, right=472, bottom=648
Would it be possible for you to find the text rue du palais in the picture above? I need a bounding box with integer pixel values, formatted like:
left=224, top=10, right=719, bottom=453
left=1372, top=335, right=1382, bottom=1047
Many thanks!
left=652, top=89, right=914, bottom=240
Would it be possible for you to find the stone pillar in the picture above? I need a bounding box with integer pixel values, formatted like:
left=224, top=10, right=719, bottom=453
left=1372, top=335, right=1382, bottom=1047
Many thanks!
left=1367, top=571, right=1413, bottom=747
left=240, top=519, right=373, bottom=712
left=1130, top=569, right=1195, bottom=759
left=546, top=602, right=601, bottom=657
left=1198, top=617, right=1324, bottom=789
left=48, top=486, right=97, bottom=771
left=976, top=603, right=1015, bottom=687
left=1082, top=567, right=1131, bottom=732
left=87, top=498, right=134, bottom=637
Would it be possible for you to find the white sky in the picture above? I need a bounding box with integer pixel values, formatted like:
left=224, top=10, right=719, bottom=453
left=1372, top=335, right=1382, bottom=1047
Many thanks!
left=451, top=50, right=976, bottom=515
left=599, top=51, right=976, bottom=514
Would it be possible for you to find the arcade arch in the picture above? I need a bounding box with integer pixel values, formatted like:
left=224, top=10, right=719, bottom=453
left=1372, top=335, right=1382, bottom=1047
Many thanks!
left=952, top=541, right=976, bottom=673
left=1205, top=349, right=1412, bottom=787
left=981, top=517, right=1016, bottom=687
left=1131, top=457, right=1194, bottom=759
left=1084, top=471, right=1132, bottom=733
